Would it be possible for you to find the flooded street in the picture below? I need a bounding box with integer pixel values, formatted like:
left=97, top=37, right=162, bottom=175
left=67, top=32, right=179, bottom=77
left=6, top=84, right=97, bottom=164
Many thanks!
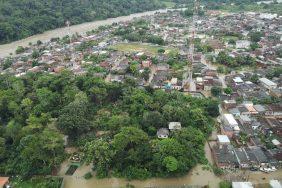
left=0, top=9, right=171, bottom=58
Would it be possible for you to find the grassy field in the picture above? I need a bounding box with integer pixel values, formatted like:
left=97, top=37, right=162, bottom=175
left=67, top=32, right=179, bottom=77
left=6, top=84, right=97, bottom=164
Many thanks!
left=162, top=1, right=176, bottom=8
left=217, top=3, right=282, bottom=15
left=222, top=36, right=239, bottom=42
left=109, top=43, right=178, bottom=55
left=11, top=177, right=63, bottom=188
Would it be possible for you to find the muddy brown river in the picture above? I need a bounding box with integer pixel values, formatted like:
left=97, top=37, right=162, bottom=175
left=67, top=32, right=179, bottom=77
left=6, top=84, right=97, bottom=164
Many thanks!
left=0, top=9, right=174, bottom=58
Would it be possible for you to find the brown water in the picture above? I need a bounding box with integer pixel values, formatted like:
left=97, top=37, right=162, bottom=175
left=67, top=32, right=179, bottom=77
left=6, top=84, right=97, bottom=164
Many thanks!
left=62, top=164, right=221, bottom=188
left=0, top=9, right=172, bottom=58
left=59, top=140, right=282, bottom=188
left=60, top=142, right=222, bottom=188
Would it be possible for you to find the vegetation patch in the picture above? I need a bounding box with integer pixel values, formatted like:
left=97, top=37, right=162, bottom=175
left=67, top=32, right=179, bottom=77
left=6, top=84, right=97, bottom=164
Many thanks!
left=11, top=177, right=63, bottom=188
left=0, top=0, right=165, bottom=44
left=84, top=172, right=93, bottom=180
left=110, top=43, right=177, bottom=55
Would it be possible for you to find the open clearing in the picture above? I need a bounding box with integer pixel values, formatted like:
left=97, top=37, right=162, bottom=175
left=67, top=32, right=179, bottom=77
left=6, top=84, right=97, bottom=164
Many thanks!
left=163, top=1, right=176, bottom=8
left=109, top=43, right=178, bottom=55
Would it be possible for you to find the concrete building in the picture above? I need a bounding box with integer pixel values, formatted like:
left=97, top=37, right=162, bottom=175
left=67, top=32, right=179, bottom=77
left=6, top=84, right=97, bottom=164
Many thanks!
left=269, top=180, right=282, bottom=188
left=217, top=135, right=231, bottom=145
left=157, top=128, right=169, bottom=139
left=222, top=114, right=239, bottom=128
left=232, top=182, right=253, bottom=188
left=236, top=40, right=251, bottom=49
left=168, top=122, right=181, bottom=130
left=259, top=78, right=277, bottom=90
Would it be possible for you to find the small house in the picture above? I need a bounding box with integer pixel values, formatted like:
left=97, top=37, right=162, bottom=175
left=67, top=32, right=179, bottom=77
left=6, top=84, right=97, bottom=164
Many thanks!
left=168, top=122, right=181, bottom=130
left=269, top=180, right=282, bottom=188
left=259, top=78, right=277, bottom=90
left=157, top=128, right=169, bottom=139
left=213, top=145, right=238, bottom=169
left=0, top=177, right=9, bottom=188
left=233, top=77, right=244, bottom=85
left=222, top=114, right=238, bottom=128
left=217, top=135, right=231, bottom=145
left=232, top=182, right=253, bottom=188
left=141, top=60, right=152, bottom=68
left=223, top=100, right=237, bottom=110
left=236, top=40, right=251, bottom=49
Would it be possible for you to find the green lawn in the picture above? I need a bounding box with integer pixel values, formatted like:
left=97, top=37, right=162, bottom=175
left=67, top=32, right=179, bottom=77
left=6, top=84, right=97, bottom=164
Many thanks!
left=218, top=3, right=282, bottom=15
left=222, top=36, right=238, bottom=42
left=109, top=43, right=178, bottom=55
left=11, top=177, right=63, bottom=188
left=162, top=1, right=176, bottom=8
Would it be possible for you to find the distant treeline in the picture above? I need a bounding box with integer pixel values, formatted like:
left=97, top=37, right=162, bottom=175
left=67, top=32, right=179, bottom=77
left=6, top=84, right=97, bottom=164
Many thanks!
left=0, top=0, right=165, bottom=44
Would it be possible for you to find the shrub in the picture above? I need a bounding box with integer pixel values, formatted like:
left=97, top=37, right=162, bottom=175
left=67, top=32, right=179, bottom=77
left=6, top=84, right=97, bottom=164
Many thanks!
left=158, top=48, right=165, bottom=53
left=212, top=165, right=224, bottom=176
left=16, top=46, right=25, bottom=54
left=219, top=181, right=232, bottom=188
left=84, top=172, right=93, bottom=180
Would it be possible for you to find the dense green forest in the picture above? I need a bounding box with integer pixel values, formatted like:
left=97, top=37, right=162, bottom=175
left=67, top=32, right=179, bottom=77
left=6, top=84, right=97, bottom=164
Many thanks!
left=1, top=0, right=278, bottom=44
left=113, top=20, right=165, bottom=45
left=0, top=0, right=165, bottom=44
left=0, top=71, right=218, bottom=179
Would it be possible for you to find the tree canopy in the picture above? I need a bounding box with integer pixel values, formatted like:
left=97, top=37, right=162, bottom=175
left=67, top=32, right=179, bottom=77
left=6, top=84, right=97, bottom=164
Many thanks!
left=0, top=69, right=217, bottom=179
left=0, top=0, right=165, bottom=44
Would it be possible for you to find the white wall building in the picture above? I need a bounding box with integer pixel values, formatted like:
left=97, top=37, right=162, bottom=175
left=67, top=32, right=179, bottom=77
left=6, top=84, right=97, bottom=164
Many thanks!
left=259, top=78, right=277, bottom=90
left=222, top=114, right=238, bottom=128
left=232, top=182, right=254, bottom=188
left=217, top=135, right=231, bottom=145
left=236, top=40, right=251, bottom=49
left=168, top=122, right=181, bottom=130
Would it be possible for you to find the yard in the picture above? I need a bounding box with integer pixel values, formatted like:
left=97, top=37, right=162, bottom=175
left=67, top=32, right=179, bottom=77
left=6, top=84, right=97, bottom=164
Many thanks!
left=162, top=1, right=176, bottom=8
left=222, top=36, right=239, bottom=42
left=11, top=177, right=63, bottom=188
left=109, top=43, right=178, bottom=55
left=218, top=3, right=282, bottom=15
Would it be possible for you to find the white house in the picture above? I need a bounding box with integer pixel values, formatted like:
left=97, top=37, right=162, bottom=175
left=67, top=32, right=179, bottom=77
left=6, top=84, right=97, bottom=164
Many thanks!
left=233, top=77, right=244, bottom=85
left=168, top=122, right=181, bottom=130
left=232, top=182, right=254, bottom=188
left=217, top=135, right=231, bottom=145
left=269, top=180, right=282, bottom=188
left=236, top=40, right=251, bottom=49
left=222, top=114, right=238, bottom=128
left=157, top=128, right=169, bottom=139
left=259, top=13, right=278, bottom=20
left=259, top=78, right=277, bottom=90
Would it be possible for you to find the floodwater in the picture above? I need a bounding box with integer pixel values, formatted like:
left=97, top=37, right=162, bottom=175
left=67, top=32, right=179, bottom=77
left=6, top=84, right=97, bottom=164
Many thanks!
left=0, top=9, right=172, bottom=58
left=62, top=164, right=222, bottom=188
left=60, top=142, right=222, bottom=188
left=59, top=141, right=282, bottom=188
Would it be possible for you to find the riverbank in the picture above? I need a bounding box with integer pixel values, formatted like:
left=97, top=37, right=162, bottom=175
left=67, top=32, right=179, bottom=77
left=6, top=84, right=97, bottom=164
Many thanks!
left=0, top=9, right=174, bottom=58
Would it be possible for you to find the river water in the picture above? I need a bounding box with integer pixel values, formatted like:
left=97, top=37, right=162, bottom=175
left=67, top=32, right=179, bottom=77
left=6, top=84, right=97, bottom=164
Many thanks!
left=0, top=9, right=172, bottom=58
